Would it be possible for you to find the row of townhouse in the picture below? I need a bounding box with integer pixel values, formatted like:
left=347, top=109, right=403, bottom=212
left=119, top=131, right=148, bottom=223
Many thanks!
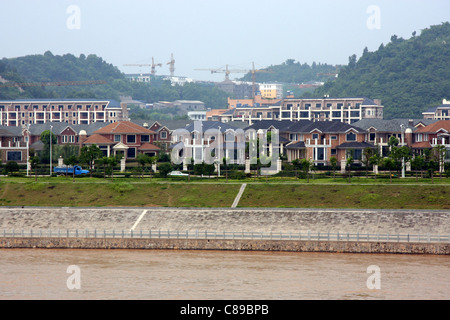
left=211, top=97, right=384, bottom=124
left=0, top=121, right=161, bottom=164
left=1, top=117, right=448, bottom=169
left=171, top=119, right=450, bottom=168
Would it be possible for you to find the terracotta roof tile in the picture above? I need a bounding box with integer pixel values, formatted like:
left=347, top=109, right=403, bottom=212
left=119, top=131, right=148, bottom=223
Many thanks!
left=139, top=143, right=161, bottom=151
left=411, top=141, right=432, bottom=149
left=414, top=120, right=450, bottom=133
left=83, top=134, right=114, bottom=144
left=93, top=121, right=155, bottom=134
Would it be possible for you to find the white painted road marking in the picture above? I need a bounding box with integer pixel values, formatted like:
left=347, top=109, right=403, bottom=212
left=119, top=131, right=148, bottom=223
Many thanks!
left=130, top=210, right=148, bottom=231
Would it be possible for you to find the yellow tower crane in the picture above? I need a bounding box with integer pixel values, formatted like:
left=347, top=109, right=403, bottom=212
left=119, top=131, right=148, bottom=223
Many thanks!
left=124, top=57, right=162, bottom=75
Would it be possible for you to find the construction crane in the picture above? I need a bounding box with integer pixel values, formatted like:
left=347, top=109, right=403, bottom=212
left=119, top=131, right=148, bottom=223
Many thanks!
left=167, top=53, right=175, bottom=77
left=195, top=62, right=271, bottom=98
left=195, top=64, right=249, bottom=82
left=0, top=80, right=106, bottom=88
left=123, top=57, right=162, bottom=75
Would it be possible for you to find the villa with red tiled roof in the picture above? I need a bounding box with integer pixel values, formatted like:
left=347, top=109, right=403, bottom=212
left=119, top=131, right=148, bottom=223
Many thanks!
left=411, top=120, right=450, bottom=161
left=80, top=121, right=160, bottom=159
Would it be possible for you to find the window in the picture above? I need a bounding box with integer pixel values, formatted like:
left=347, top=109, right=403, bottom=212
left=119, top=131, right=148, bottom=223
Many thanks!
left=331, top=149, right=337, bottom=155
left=316, top=147, right=325, bottom=160
left=332, top=111, right=341, bottom=118
left=62, top=136, right=75, bottom=143
left=417, top=134, right=422, bottom=142
left=160, top=131, right=167, bottom=139
left=331, top=135, right=337, bottom=140
left=127, top=135, right=136, bottom=143
left=7, top=151, right=22, bottom=161
left=225, top=132, right=234, bottom=142
left=346, top=132, right=357, bottom=141
left=369, top=133, right=376, bottom=141
left=354, top=149, right=362, bottom=160
left=114, top=135, right=121, bottom=142
left=127, top=147, right=136, bottom=158
left=312, top=133, right=319, bottom=140
left=141, top=135, right=150, bottom=142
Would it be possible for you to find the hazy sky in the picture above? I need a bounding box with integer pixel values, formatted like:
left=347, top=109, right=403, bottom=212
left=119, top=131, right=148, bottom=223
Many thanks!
left=1, top=0, right=448, bottom=82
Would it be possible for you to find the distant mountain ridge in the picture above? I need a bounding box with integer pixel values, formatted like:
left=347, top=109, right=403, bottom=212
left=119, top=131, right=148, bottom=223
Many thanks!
left=313, top=22, right=450, bottom=119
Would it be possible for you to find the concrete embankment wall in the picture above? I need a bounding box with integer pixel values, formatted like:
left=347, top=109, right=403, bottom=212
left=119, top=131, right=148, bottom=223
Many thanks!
left=0, top=207, right=449, bottom=254
left=0, top=237, right=448, bottom=255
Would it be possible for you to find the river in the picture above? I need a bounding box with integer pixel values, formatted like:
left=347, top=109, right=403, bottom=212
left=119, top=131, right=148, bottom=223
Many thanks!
left=0, top=248, right=448, bottom=300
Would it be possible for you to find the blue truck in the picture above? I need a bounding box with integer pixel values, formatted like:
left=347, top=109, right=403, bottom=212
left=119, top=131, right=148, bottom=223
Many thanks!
left=54, top=166, right=89, bottom=176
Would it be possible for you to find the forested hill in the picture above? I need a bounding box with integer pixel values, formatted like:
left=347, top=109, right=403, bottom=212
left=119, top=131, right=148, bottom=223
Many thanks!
left=314, top=22, right=450, bottom=119
left=240, top=60, right=339, bottom=84
left=0, top=52, right=229, bottom=108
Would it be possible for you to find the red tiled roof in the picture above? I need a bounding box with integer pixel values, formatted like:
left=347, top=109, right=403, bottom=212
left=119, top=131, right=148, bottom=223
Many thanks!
left=83, top=134, right=114, bottom=144
left=414, top=120, right=450, bottom=133
left=411, top=141, right=432, bottom=149
left=93, top=121, right=155, bottom=134
left=139, top=143, right=161, bottom=151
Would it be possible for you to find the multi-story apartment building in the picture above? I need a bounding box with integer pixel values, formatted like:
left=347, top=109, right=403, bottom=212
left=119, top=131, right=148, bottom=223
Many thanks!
left=259, top=83, right=283, bottom=99
left=220, top=97, right=384, bottom=124
left=279, top=97, right=383, bottom=123
left=422, top=99, right=450, bottom=120
left=0, top=99, right=130, bottom=127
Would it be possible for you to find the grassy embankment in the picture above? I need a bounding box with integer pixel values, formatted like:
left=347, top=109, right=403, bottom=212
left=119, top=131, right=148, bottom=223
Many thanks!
left=0, top=176, right=449, bottom=209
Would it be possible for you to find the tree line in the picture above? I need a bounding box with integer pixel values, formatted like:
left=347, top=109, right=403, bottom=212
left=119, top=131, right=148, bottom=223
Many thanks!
left=313, top=22, right=450, bottom=119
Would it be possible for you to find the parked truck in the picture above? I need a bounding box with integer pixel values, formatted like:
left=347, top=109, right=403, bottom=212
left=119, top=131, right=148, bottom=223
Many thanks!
left=54, top=166, right=89, bottom=176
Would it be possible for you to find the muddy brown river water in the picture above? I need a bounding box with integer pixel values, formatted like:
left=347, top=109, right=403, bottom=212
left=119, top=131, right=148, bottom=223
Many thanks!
left=0, top=248, right=448, bottom=300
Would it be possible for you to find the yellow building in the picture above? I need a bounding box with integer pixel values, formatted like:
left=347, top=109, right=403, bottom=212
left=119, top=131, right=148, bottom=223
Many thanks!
left=259, top=83, right=283, bottom=99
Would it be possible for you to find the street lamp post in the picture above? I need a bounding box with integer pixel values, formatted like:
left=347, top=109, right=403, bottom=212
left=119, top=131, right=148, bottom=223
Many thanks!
left=217, top=126, right=221, bottom=177
left=50, top=125, right=53, bottom=176
left=400, top=124, right=405, bottom=178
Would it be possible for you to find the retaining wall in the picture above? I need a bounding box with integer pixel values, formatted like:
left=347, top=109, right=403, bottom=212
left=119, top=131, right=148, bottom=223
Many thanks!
left=0, top=237, right=448, bottom=255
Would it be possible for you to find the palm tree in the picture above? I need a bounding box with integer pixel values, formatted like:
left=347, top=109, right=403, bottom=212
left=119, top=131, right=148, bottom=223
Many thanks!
left=64, top=155, right=79, bottom=182
left=29, top=156, right=40, bottom=182
left=369, top=153, right=382, bottom=180
left=346, top=156, right=354, bottom=183
left=137, top=154, right=151, bottom=179
left=383, top=157, right=396, bottom=184
left=330, top=156, right=338, bottom=180
left=107, top=155, right=119, bottom=181
left=300, top=158, right=314, bottom=183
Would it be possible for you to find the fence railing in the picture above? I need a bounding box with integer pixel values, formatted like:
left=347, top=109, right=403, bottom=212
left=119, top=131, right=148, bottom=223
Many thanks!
left=1, top=229, right=449, bottom=243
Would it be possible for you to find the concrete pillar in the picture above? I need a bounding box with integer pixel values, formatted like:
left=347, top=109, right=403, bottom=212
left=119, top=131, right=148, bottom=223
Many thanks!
left=341, top=157, right=346, bottom=173
left=245, top=158, right=250, bottom=174
left=152, top=163, right=157, bottom=173
left=120, top=158, right=126, bottom=172
left=58, top=156, right=64, bottom=167
left=373, top=164, right=378, bottom=174
left=277, top=158, right=282, bottom=173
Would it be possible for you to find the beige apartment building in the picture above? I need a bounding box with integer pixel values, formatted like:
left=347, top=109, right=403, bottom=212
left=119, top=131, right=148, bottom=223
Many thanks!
left=0, top=99, right=129, bottom=127
left=280, top=97, right=383, bottom=123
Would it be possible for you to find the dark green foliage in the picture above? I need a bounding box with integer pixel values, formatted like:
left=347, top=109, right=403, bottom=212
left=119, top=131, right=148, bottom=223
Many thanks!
left=158, top=163, right=173, bottom=178
left=0, top=52, right=229, bottom=108
left=239, top=59, right=339, bottom=84
left=314, top=22, right=450, bottom=119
